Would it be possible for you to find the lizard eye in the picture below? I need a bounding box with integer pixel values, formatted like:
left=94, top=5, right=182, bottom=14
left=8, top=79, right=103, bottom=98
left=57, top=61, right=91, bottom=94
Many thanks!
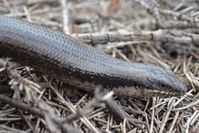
left=160, top=84, right=166, bottom=88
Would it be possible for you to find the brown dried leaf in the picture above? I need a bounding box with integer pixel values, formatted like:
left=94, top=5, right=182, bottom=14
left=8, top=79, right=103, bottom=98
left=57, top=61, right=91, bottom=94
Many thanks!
left=106, top=0, right=120, bottom=16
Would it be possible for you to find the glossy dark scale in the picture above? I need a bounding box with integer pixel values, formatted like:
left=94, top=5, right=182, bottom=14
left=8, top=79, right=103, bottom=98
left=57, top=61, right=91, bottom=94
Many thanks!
left=0, top=16, right=187, bottom=97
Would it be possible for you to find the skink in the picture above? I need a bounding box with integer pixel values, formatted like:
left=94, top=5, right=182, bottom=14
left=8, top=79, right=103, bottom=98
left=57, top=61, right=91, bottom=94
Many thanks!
left=0, top=16, right=187, bottom=97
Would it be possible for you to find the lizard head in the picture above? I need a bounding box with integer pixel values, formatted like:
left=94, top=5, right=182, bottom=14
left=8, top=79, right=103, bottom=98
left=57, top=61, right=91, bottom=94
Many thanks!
left=113, top=64, right=187, bottom=97
left=139, top=65, right=187, bottom=97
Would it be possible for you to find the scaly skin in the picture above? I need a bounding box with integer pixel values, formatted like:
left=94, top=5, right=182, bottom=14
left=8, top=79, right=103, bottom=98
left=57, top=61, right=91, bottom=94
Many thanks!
left=0, top=16, right=187, bottom=97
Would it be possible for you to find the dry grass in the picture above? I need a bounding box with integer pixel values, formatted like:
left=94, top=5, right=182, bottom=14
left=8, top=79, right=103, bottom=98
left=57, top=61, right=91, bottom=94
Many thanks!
left=0, top=0, right=198, bottom=133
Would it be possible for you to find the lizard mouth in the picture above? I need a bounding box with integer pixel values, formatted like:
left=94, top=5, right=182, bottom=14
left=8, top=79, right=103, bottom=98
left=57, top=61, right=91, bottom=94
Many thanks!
left=141, top=88, right=185, bottom=97
left=141, top=83, right=187, bottom=97
left=112, top=85, right=186, bottom=98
